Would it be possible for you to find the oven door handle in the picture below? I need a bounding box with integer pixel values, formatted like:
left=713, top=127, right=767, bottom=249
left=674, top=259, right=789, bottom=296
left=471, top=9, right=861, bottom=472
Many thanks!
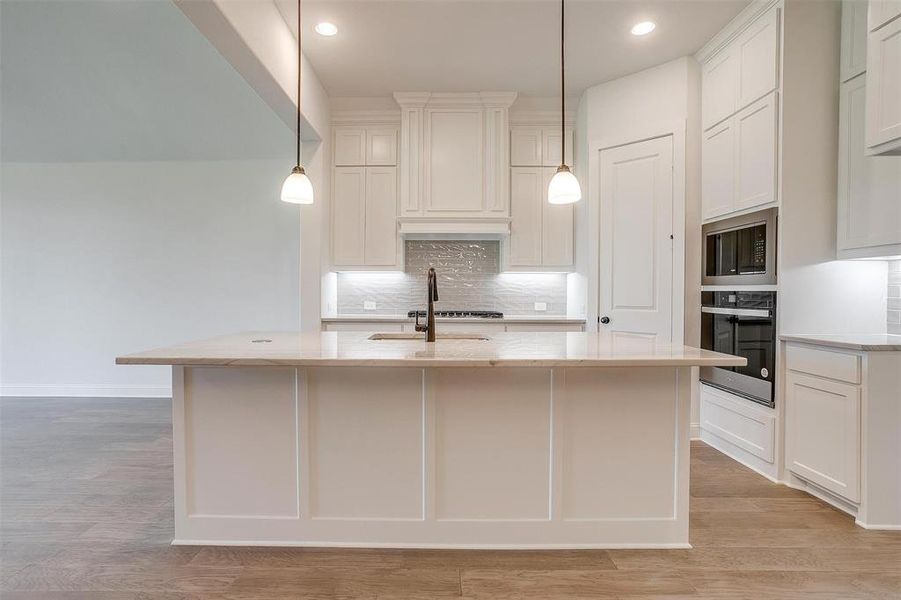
left=701, top=307, right=771, bottom=318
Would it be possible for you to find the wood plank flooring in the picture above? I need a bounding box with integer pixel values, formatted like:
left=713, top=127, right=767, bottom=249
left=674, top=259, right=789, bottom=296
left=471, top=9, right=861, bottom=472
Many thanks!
left=2, top=397, right=899, bottom=599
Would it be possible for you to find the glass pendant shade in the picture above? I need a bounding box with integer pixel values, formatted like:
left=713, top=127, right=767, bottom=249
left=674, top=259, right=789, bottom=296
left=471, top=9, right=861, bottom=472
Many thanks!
left=547, top=165, right=581, bottom=205
left=280, top=166, right=314, bottom=204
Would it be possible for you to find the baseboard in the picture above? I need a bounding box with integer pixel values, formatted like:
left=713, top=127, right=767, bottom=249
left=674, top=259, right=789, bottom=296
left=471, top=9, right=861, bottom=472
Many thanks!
left=690, top=423, right=701, bottom=440
left=1, top=384, right=171, bottom=398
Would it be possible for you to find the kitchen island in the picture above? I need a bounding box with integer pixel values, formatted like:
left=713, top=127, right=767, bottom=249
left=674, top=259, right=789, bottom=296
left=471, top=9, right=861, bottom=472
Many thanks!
left=118, top=331, right=743, bottom=548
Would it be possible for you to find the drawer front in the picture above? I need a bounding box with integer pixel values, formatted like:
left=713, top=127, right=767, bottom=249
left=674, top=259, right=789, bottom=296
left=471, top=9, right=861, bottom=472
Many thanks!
left=785, top=344, right=862, bottom=384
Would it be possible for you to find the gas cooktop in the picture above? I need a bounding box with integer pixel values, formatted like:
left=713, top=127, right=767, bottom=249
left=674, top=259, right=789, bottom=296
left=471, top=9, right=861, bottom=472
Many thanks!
left=407, top=310, right=504, bottom=319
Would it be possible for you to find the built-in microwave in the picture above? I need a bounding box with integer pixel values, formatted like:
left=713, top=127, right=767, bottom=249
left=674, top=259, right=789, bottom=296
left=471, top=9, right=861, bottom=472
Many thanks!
left=702, top=208, right=777, bottom=286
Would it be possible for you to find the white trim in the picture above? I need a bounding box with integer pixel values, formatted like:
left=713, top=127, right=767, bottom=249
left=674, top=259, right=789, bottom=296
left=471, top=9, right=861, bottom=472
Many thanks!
left=690, top=423, right=701, bottom=440
left=331, top=110, right=401, bottom=126
left=1, top=384, right=171, bottom=398
left=509, top=110, right=576, bottom=127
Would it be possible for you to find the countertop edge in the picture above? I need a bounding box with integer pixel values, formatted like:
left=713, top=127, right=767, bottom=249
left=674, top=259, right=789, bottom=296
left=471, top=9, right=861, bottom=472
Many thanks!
left=117, top=357, right=746, bottom=368
left=321, top=316, right=587, bottom=324
left=780, top=334, right=901, bottom=352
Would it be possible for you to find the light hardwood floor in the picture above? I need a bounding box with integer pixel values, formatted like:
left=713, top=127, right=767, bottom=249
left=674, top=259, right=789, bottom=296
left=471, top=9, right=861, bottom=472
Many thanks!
left=1, top=397, right=899, bottom=599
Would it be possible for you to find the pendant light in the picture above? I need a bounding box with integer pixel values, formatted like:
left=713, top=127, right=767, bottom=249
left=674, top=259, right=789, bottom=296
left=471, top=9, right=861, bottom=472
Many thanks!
left=281, top=0, right=314, bottom=204
left=547, top=0, right=581, bottom=205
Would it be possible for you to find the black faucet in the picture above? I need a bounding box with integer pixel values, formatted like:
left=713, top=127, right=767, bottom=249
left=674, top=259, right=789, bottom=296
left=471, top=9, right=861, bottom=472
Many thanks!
left=414, top=267, right=439, bottom=342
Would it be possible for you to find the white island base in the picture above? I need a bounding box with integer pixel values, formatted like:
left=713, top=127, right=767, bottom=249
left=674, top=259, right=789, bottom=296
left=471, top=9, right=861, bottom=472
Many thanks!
left=170, top=364, right=692, bottom=549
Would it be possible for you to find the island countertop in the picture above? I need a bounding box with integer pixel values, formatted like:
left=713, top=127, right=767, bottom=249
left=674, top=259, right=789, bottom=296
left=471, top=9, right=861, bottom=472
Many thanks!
left=117, top=331, right=746, bottom=368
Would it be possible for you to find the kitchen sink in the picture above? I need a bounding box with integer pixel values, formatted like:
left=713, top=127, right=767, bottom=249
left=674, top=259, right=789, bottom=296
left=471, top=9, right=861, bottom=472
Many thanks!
left=368, top=333, right=490, bottom=341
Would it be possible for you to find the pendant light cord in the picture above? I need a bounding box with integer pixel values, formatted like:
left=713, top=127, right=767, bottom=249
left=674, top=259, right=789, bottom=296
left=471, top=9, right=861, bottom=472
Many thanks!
left=560, top=0, right=565, bottom=167
left=296, top=0, right=302, bottom=168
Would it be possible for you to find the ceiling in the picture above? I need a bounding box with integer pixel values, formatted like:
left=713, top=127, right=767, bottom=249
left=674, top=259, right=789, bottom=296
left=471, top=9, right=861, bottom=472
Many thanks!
left=277, top=0, right=750, bottom=97
left=1, top=0, right=291, bottom=162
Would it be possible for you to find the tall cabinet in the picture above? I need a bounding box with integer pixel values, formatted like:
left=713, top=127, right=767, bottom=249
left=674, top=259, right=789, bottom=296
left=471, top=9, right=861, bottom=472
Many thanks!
left=700, top=4, right=781, bottom=221
left=837, top=0, right=901, bottom=259
left=332, top=127, right=401, bottom=268
left=508, top=127, right=574, bottom=268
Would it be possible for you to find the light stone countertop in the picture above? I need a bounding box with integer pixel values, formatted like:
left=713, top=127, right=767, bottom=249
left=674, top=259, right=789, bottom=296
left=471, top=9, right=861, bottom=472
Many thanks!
left=117, top=331, right=746, bottom=368
left=321, top=314, right=586, bottom=324
left=780, top=333, right=901, bottom=351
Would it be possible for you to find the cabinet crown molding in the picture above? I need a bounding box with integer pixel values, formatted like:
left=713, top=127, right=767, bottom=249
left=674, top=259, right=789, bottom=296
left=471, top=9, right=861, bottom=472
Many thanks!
left=695, top=0, right=781, bottom=63
left=332, top=110, right=401, bottom=126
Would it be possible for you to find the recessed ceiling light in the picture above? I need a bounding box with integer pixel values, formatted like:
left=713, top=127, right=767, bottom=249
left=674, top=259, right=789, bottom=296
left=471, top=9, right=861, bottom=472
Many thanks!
left=631, top=21, right=656, bottom=36
left=315, top=22, right=338, bottom=36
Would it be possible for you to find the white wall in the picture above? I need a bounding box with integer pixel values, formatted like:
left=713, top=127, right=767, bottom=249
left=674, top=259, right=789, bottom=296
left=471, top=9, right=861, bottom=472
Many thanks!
left=779, top=0, right=887, bottom=336
left=0, top=161, right=301, bottom=397
left=575, top=56, right=701, bottom=427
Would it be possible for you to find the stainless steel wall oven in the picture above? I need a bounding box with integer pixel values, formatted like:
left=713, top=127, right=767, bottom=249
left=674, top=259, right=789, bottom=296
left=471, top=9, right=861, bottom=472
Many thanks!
left=700, top=291, right=776, bottom=408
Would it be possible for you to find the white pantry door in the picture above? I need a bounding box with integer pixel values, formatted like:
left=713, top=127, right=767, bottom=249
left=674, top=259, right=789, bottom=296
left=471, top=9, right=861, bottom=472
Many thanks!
left=598, top=136, right=674, bottom=341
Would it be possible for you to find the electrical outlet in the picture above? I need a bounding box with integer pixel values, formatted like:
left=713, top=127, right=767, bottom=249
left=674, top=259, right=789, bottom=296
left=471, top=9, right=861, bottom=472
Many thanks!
left=363, top=301, right=377, bottom=311
left=534, top=302, right=547, bottom=312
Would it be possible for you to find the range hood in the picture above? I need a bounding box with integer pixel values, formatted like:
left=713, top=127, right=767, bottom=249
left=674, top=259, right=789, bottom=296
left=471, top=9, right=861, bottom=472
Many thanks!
left=398, top=216, right=511, bottom=238
left=394, top=92, right=516, bottom=237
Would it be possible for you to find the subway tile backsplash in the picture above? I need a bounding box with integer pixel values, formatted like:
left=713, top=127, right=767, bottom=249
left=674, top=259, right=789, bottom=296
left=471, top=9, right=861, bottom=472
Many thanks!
left=336, top=241, right=568, bottom=316
left=889, top=260, right=901, bottom=335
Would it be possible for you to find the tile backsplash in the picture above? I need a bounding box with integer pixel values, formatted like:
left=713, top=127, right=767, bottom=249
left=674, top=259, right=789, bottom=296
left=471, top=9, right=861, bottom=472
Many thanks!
left=889, top=261, right=901, bottom=334
left=336, top=241, right=568, bottom=316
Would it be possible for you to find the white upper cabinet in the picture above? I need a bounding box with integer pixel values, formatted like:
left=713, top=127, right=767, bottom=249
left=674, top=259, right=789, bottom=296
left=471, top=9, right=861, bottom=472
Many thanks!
left=366, top=129, right=398, bottom=166
left=510, top=128, right=543, bottom=166
left=737, top=6, right=781, bottom=109
left=509, top=167, right=543, bottom=265
left=735, top=93, right=778, bottom=211
left=332, top=167, right=366, bottom=265
left=364, top=167, right=399, bottom=265
left=702, top=5, right=780, bottom=131
left=509, top=167, right=573, bottom=268
left=332, top=165, right=399, bottom=268
left=702, top=92, right=778, bottom=221
left=868, top=0, right=901, bottom=30
left=837, top=74, right=901, bottom=257
left=702, top=119, right=736, bottom=220
left=334, top=127, right=398, bottom=166
left=510, top=126, right=573, bottom=167
left=702, top=49, right=739, bottom=130
left=865, top=11, right=901, bottom=154
left=842, top=0, right=870, bottom=82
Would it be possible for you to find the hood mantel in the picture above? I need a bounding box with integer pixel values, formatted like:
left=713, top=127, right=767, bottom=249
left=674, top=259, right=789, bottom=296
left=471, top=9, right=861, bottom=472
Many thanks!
left=394, top=91, right=517, bottom=234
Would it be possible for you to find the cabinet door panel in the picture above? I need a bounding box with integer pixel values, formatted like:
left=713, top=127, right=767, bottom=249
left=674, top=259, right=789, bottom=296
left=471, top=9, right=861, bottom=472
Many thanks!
left=702, top=119, right=736, bottom=220
left=509, top=168, right=543, bottom=266
left=541, top=168, right=574, bottom=266
left=737, top=6, right=780, bottom=109
left=735, top=93, right=777, bottom=211
left=364, top=167, right=398, bottom=266
left=511, top=127, right=543, bottom=166
left=366, top=129, right=398, bottom=166
left=868, top=0, right=901, bottom=31
left=838, top=75, right=901, bottom=251
left=542, top=128, right=574, bottom=167
left=702, top=48, right=739, bottom=130
left=334, top=128, right=367, bottom=166
left=333, top=167, right=366, bottom=265
left=426, top=110, right=483, bottom=211
left=786, top=372, right=861, bottom=503
left=842, top=0, right=869, bottom=82
left=866, top=17, right=901, bottom=151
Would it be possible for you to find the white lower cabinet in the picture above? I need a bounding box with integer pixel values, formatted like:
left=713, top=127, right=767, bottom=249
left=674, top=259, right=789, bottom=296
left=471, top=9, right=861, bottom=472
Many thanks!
left=700, top=384, right=776, bottom=466
left=322, top=321, right=584, bottom=333
left=785, top=370, right=861, bottom=503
